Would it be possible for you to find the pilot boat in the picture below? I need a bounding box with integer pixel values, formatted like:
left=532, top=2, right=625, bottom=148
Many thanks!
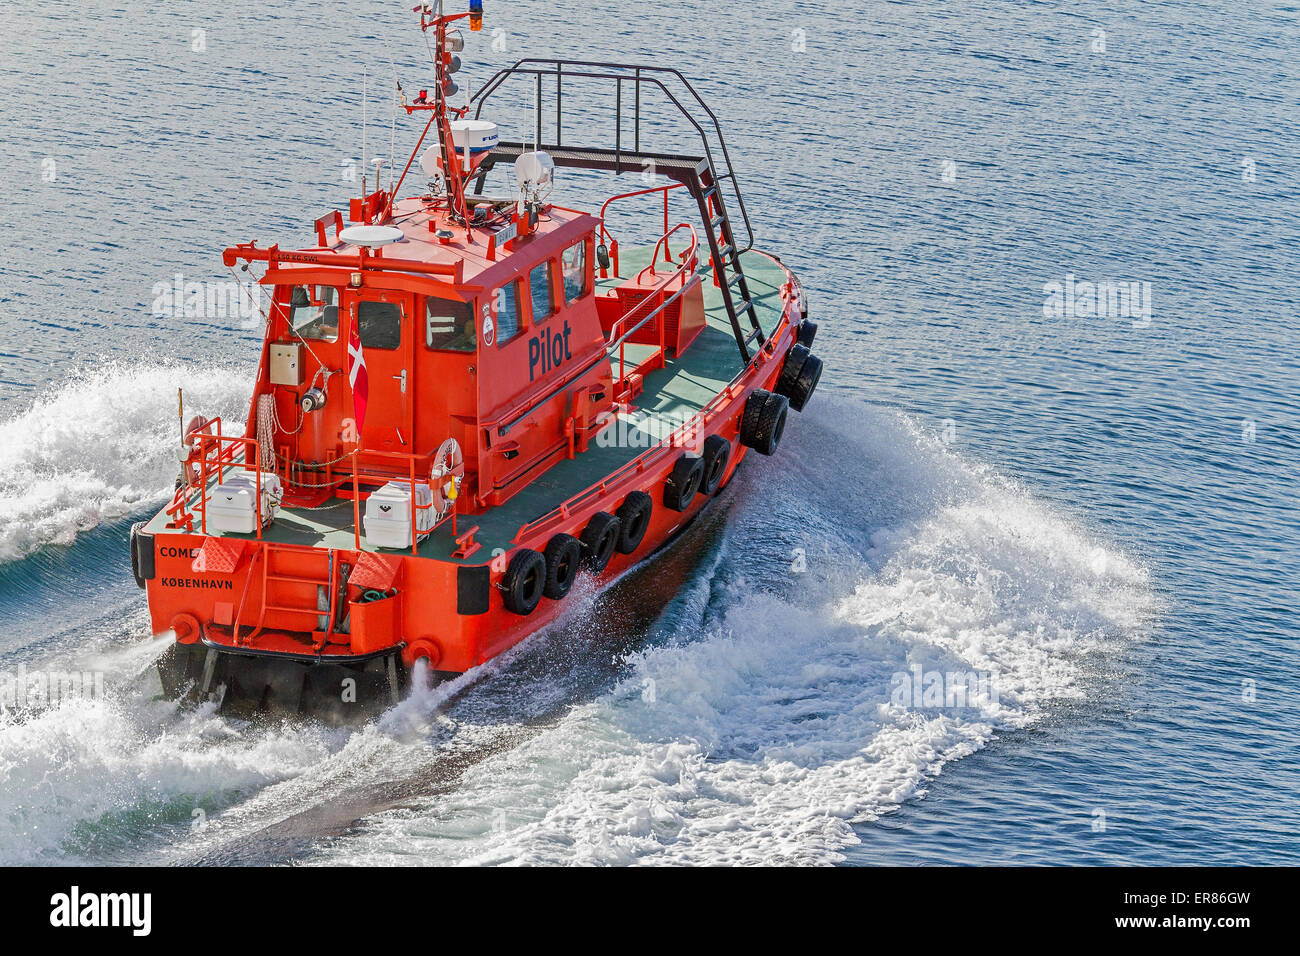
left=129, top=1, right=823, bottom=719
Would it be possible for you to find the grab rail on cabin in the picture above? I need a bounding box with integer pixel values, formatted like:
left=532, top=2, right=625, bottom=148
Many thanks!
left=484, top=222, right=699, bottom=440
left=471, top=59, right=754, bottom=256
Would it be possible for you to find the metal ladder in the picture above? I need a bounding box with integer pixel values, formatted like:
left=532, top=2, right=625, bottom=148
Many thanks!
left=472, top=60, right=768, bottom=363
left=695, top=163, right=765, bottom=360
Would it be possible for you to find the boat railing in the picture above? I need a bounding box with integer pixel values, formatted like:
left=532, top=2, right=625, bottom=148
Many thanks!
left=471, top=59, right=754, bottom=256
left=597, top=183, right=687, bottom=278
left=175, top=418, right=267, bottom=539
left=345, top=448, right=447, bottom=556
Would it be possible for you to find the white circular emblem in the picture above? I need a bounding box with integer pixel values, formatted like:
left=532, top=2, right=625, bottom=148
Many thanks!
left=482, top=311, right=495, bottom=346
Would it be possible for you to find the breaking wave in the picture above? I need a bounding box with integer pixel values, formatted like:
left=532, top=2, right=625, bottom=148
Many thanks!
left=302, top=400, right=1156, bottom=866
left=0, top=382, right=1156, bottom=865
left=0, top=363, right=251, bottom=563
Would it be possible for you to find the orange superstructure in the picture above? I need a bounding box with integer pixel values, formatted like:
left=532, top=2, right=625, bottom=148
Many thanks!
left=130, top=3, right=823, bottom=720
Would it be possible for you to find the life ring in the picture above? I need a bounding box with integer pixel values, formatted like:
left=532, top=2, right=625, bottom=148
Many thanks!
left=429, top=437, right=466, bottom=520
left=180, top=415, right=216, bottom=487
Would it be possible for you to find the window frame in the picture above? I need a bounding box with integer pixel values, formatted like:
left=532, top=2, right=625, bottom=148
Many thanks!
left=355, top=298, right=404, bottom=351
left=286, top=284, right=341, bottom=342
left=493, top=279, right=525, bottom=347
left=527, top=259, right=558, bottom=325
left=561, top=239, right=591, bottom=306
left=424, top=294, right=477, bottom=353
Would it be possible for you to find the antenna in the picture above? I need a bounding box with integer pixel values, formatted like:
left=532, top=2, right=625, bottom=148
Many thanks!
left=361, top=66, right=368, bottom=219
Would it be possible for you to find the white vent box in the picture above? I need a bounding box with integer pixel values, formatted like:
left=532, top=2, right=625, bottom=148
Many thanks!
left=208, top=472, right=283, bottom=534
left=363, top=481, right=436, bottom=549
left=270, top=343, right=303, bottom=386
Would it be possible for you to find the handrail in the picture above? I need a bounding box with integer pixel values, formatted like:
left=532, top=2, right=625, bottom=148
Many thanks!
left=487, top=222, right=698, bottom=439
left=191, top=418, right=264, bottom=539
left=471, top=59, right=754, bottom=255
left=511, top=294, right=798, bottom=545
left=639, top=222, right=697, bottom=283
left=604, top=223, right=698, bottom=343
left=597, top=183, right=685, bottom=276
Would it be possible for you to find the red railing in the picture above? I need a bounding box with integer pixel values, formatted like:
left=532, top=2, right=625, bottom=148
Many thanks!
left=598, top=183, right=685, bottom=278
left=605, top=222, right=699, bottom=391
left=348, top=449, right=450, bottom=556
left=511, top=294, right=798, bottom=545
left=178, top=418, right=267, bottom=539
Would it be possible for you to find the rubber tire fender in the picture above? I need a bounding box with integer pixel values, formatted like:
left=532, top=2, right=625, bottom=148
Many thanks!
left=615, top=491, right=653, bottom=555
left=740, top=389, right=789, bottom=456
left=580, top=511, right=620, bottom=573
left=543, top=533, right=583, bottom=600
left=797, top=319, right=817, bottom=348
left=700, top=435, right=731, bottom=496
left=501, top=548, right=546, bottom=615
left=129, top=521, right=150, bottom=589
left=663, top=454, right=704, bottom=512
left=776, top=343, right=812, bottom=401
left=787, top=351, right=822, bottom=412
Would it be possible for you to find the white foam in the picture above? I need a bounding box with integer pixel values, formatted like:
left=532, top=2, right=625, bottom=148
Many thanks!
left=305, top=401, right=1155, bottom=866
left=0, top=362, right=251, bottom=562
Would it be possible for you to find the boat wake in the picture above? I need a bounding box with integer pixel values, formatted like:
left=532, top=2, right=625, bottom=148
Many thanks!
left=0, top=376, right=1156, bottom=865
left=0, top=362, right=251, bottom=564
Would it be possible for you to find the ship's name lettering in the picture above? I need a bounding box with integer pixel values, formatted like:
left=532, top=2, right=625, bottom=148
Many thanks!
left=159, top=546, right=202, bottom=558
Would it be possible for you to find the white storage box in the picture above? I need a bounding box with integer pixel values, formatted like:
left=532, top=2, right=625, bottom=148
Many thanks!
left=207, top=472, right=283, bottom=534
left=364, top=481, right=435, bottom=549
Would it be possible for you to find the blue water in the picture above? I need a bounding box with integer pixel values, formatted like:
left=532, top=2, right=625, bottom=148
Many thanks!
left=0, top=0, right=1296, bottom=864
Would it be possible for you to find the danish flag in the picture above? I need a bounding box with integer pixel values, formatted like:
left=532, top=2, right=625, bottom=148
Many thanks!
left=348, top=325, right=368, bottom=432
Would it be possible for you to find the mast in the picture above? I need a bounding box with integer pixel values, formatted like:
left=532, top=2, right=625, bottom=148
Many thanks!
left=402, top=1, right=477, bottom=241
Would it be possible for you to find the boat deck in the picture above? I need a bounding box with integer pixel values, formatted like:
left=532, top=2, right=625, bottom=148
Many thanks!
left=147, top=248, right=788, bottom=563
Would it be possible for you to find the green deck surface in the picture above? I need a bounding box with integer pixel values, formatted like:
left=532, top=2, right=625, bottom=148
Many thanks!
left=148, top=249, right=787, bottom=562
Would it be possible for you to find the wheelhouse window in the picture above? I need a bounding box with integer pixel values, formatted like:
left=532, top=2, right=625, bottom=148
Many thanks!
left=561, top=241, right=589, bottom=304
left=529, top=261, right=556, bottom=324
left=494, top=280, right=523, bottom=345
left=426, top=295, right=476, bottom=352
left=357, top=300, right=402, bottom=350
left=288, top=285, right=339, bottom=341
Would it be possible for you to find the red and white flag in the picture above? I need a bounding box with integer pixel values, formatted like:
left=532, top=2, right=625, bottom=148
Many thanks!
left=348, top=324, right=368, bottom=433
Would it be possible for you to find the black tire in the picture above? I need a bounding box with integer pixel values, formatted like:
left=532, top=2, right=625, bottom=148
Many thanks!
left=797, top=319, right=817, bottom=348
left=739, top=389, right=788, bottom=456
left=788, top=352, right=822, bottom=411
left=501, top=548, right=546, bottom=615
left=129, top=521, right=147, bottom=589
left=580, top=512, right=620, bottom=573
left=615, top=491, right=652, bottom=554
left=700, top=435, right=731, bottom=495
left=663, top=454, right=704, bottom=512
left=542, top=534, right=583, bottom=600
left=740, top=387, right=770, bottom=450
left=776, top=343, right=812, bottom=400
